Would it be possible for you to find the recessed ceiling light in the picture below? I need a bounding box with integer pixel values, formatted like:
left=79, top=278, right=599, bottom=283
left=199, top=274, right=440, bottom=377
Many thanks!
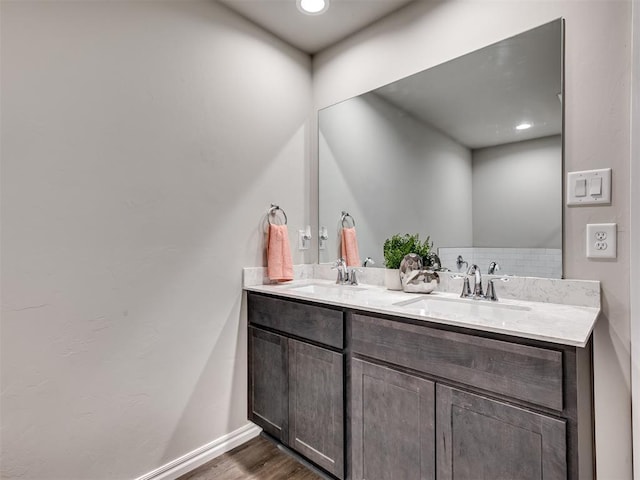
left=515, top=122, right=532, bottom=130
left=297, top=0, right=329, bottom=15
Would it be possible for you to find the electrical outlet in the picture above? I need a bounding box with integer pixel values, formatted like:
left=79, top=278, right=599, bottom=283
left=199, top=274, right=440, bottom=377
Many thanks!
left=586, top=223, right=617, bottom=259
left=595, top=241, right=607, bottom=250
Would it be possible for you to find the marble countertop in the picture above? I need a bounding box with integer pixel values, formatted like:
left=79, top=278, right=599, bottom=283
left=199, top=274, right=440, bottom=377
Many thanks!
left=244, top=278, right=600, bottom=348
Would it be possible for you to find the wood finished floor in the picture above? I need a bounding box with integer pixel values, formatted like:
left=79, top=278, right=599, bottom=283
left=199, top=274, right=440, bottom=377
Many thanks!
left=177, top=435, right=325, bottom=480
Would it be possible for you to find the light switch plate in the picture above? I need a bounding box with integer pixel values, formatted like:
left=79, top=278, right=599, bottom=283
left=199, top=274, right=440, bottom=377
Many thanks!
left=567, top=168, right=612, bottom=205
left=298, top=227, right=311, bottom=250
left=319, top=226, right=328, bottom=250
left=586, top=223, right=617, bottom=258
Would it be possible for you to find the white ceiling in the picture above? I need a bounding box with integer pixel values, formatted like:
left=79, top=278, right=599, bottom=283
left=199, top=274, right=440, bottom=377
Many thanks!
left=218, top=2, right=562, bottom=149
left=316, top=19, right=563, bottom=149
left=216, top=0, right=416, bottom=54
left=372, top=19, right=562, bottom=148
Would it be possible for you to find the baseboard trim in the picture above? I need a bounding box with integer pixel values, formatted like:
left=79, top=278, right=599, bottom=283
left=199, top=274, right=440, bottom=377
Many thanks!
left=135, top=423, right=261, bottom=480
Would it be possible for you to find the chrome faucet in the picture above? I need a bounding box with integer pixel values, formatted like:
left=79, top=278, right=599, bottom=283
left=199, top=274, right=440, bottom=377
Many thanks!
left=468, top=264, right=484, bottom=297
left=460, top=264, right=484, bottom=299
left=332, top=258, right=362, bottom=285
left=333, top=258, right=350, bottom=284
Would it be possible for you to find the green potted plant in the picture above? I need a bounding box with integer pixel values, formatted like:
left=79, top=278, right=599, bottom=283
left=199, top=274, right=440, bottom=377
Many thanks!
left=383, top=234, right=432, bottom=290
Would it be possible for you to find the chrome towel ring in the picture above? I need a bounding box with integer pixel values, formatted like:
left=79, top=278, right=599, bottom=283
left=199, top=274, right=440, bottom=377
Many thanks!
left=268, top=204, right=288, bottom=225
left=341, top=211, right=355, bottom=228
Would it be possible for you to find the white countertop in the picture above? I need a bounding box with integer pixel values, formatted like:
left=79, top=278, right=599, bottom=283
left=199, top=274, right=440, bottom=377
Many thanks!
left=244, top=278, right=600, bottom=348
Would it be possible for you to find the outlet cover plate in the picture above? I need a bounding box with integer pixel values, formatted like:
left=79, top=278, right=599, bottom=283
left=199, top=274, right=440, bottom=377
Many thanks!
left=586, top=223, right=617, bottom=258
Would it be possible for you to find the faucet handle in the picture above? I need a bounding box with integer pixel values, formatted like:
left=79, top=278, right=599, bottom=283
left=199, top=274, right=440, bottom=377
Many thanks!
left=456, top=255, right=468, bottom=271
left=486, top=277, right=510, bottom=301
left=349, top=267, right=363, bottom=285
left=332, top=257, right=346, bottom=269
left=460, top=277, right=472, bottom=298
left=485, top=279, right=498, bottom=301
left=332, top=258, right=348, bottom=284
left=488, top=261, right=501, bottom=275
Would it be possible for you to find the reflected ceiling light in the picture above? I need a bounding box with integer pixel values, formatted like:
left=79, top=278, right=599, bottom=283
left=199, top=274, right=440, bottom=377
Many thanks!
left=297, top=0, right=329, bottom=15
left=515, top=122, right=532, bottom=130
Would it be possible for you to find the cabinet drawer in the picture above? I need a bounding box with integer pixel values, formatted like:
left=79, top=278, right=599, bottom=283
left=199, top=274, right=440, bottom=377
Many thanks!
left=248, top=293, right=343, bottom=349
left=351, top=314, right=563, bottom=411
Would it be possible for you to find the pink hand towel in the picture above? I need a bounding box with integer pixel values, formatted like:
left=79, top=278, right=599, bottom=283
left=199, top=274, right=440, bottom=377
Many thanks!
left=267, top=223, right=294, bottom=282
left=341, top=227, right=361, bottom=267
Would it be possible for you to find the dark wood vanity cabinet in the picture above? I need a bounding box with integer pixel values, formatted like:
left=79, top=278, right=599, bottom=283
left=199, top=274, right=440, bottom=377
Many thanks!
left=248, top=327, right=289, bottom=442
left=351, top=358, right=436, bottom=479
left=350, top=312, right=592, bottom=480
left=436, top=385, right=566, bottom=480
left=247, top=292, right=593, bottom=480
left=247, top=293, right=345, bottom=479
left=288, top=338, right=344, bottom=476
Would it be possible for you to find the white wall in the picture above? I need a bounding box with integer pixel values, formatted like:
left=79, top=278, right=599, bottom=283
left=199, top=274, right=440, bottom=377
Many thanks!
left=1, top=2, right=634, bottom=479
left=631, top=0, right=639, bottom=477
left=318, top=93, right=472, bottom=265
left=0, top=2, right=311, bottom=479
left=472, top=136, right=562, bottom=248
left=314, top=2, right=633, bottom=478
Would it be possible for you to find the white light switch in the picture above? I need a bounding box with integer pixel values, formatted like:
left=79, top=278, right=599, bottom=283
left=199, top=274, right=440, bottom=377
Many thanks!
left=567, top=168, right=612, bottom=205
left=589, top=177, right=602, bottom=196
left=319, top=226, right=328, bottom=250
left=298, top=226, right=311, bottom=250
left=586, top=223, right=617, bottom=259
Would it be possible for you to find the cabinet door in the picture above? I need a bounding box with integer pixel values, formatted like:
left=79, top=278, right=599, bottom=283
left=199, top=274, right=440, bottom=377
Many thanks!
left=289, top=339, right=344, bottom=479
left=351, top=358, right=435, bottom=480
left=248, top=327, right=288, bottom=442
left=437, top=385, right=567, bottom=480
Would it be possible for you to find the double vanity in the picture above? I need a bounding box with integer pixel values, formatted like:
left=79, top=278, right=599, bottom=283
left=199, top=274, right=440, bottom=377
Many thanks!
left=244, top=268, right=600, bottom=480
left=244, top=16, right=597, bottom=480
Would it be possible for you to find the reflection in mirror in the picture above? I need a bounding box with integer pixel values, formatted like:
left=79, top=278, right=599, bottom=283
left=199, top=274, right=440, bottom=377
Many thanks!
left=318, top=19, right=563, bottom=278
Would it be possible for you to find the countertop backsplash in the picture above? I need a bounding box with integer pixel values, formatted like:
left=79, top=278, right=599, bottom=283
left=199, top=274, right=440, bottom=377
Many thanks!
left=243, top=264, right=600, bottom=309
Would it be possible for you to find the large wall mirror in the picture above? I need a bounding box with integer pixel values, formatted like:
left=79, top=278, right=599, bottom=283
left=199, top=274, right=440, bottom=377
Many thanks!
left=318, top=19, right=564, bottom=278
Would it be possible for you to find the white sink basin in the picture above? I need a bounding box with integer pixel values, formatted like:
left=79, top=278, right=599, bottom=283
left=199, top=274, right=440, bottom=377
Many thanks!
left=394, top=295, right=531, bottom=321
left=287, top=283, right=367, bottom=295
